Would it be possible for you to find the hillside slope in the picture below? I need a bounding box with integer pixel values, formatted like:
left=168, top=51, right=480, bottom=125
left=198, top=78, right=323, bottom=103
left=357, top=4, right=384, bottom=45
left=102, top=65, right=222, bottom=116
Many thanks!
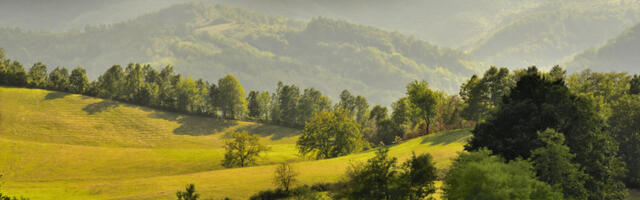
left=469, top=0, right=640, bottom=69
left=0, top=87, right=471, bottom=199
left=0, top=3, right=483, bottom=106
left=567, top=22, right=640, bottom=73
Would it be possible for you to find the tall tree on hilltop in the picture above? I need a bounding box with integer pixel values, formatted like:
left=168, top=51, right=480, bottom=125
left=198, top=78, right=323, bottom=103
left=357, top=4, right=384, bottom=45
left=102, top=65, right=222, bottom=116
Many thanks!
left=216, top=74, right=247, bottom=119
left=27, top=62, right=47, bottom=88
left=406, top=80, right=440, bottom=135
left=69, top=67, right=89, bottom=94
left=48, top=67, right=69, bottom=91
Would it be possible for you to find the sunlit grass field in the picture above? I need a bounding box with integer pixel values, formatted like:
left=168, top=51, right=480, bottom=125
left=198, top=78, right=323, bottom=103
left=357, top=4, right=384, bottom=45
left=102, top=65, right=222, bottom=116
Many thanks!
left=2, top=87, right=635, bottom=199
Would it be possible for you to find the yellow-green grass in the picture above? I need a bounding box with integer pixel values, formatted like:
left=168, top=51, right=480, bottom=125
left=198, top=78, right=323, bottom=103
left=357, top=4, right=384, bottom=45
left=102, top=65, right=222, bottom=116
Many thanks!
left=0, top=87, right=471, bottom=199
left=0, top=87, right=299, bottom=148
left=2, top=129, right=470, bottom=199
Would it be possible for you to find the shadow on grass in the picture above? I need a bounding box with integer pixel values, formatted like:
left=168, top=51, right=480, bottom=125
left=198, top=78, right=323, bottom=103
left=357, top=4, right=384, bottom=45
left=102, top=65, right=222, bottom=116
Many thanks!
left=420, top=129, right=472, bottom=146
left=150, top=112, right=238, bottom=136
left=236, top=124, right=300, bottom=140
left=82, top=100, right=119, bottom=115
left=44, top=92, right=71, bottom=100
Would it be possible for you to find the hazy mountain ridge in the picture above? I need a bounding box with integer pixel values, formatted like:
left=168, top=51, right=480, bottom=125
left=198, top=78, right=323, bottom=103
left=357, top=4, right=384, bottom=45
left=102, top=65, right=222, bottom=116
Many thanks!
left=0, top=2, right=482, bottom=106
left=469, top=0, right=640, bottom=69
left=567, top=22, right=640, bottom=73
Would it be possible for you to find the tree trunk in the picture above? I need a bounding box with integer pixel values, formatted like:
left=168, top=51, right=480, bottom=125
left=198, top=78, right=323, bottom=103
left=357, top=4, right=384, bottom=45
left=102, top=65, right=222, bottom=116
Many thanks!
left=425, top=115, right=430, bottom=135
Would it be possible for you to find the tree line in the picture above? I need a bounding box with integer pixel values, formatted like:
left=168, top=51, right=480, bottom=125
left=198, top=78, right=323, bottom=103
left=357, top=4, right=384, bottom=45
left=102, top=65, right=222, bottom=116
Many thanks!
left=0, top=48, right=472, bottom=149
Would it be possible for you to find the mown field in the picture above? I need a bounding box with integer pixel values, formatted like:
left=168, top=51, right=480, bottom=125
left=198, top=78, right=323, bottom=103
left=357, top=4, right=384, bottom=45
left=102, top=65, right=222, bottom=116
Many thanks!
left=1, top=87, right=638, bottom=199
left=0, top=87, right=470, bottom=199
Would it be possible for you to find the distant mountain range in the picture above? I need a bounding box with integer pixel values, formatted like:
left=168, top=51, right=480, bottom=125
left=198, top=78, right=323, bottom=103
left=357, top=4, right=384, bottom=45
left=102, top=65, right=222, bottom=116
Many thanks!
left=568, top=22, right=640, bottom=73
left=0, top=3, right=482, bottom=105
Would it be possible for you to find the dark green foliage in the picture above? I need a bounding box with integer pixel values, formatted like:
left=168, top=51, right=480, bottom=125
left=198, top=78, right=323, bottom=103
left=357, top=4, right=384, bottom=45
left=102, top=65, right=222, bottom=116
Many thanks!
left=459, top=66, right=512, bottom=122
left=368, top=105, right=388, bottom=123
left=342, top=148, right=398, bottom=200
left=296, top=88, right=331, bottom=126
left=48, top=67, right=70, bottom=92
left=69, top=67, right=89, bottom=94
left=247, top=90, right=261, bottom=118
left=631, top=74, right=640, bottom=95
left=610, top=95, right=640, bottom=188
left=373, top=119, right=403, bottom=145
left=297, top=109, right=364, bottom=159
left=530, top=129, right=588, bottom=200
left=398, top=153, right=438, bottom=200
left=273, top=162, right=297, bottom=192
left=277, top=83, right=300, bottom=127
left=27, top=62, right=47, bottom=88
left=443, top=149, right=562, bottom=200
left=467, top=67, right=628, bottom=199
left=341, top=148, right=437, bottom=200
left=223, top=131, right=268, bottom=168
left=176, top=184, right=199, bottom=200
left=1, top=60, right=27, bottom=87
left=97, top=65, right=125, bottom=99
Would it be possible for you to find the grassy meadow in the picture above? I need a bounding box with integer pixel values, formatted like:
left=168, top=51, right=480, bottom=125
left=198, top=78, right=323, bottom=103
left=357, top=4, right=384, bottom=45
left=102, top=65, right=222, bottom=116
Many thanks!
left=0, top=87, right=471, bottom=199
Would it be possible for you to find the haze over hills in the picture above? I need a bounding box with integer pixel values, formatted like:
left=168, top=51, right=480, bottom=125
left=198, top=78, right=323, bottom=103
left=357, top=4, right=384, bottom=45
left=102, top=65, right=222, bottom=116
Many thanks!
left=0, top=2, right=482, bottom=106
left=567, top=22, right=640, bottom=73
left=468, top=0, right=640, bottom=69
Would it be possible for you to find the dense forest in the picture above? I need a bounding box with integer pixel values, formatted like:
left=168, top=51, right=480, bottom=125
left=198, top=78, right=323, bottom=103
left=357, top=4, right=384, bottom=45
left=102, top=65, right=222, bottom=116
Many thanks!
left=0, top=2, right=482, bottom=106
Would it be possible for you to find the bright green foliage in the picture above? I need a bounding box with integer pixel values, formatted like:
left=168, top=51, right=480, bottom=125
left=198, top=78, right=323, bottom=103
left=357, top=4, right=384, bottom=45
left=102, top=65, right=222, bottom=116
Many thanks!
left=68, top=67, right=89, bottom=94
left=47, top=67, right=69, bottom=91
left=406, top=80, right=440, bottom=135
left=297, top=109, right=364, bottom=159
left=467, top=67, right=628, bottom=200
left=176, top=184, right=199, bottom=200
left=27, top=62, right=47, bottom=88
left=443, top=149, right=562, bottom=200
left=459, top=66, right=512, bottom=122
left=257, top=91, right=271, bottom=121
left=530, top=129, right=588, bottom=200
left=567, top=70, right=632, bottom=115
left=341, top=148, right=437, bottom=200
left=216, top=74, right=247, bottom=119
left=176, top=77, right=198, bottom=113
left=630, top=74, right=640, bottom=95
left=610, top=94, right=640, bottom=188
left=223, top=131, right=268, bottom=168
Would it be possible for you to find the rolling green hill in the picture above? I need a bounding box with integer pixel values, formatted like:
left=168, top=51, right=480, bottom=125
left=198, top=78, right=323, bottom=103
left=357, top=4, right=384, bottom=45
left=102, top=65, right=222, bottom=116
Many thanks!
left=0, top=2, right=483, bottom=106
left=0, top=87, right=471, bottom=199
left=567, top=22, right=640, bottom=74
